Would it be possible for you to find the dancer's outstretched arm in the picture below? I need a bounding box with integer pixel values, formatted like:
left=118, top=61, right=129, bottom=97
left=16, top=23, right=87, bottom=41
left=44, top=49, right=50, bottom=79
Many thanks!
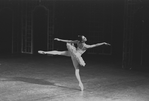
left=54, top=38, right=78, bottom=43
left=85, top=42, right=110, bottom=49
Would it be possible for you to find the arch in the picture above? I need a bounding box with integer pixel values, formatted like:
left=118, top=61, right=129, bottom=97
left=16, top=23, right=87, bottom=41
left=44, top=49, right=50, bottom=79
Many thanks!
left=32, top=5, right=49, bottom=54
left=0, top=8, right=13, bottom=54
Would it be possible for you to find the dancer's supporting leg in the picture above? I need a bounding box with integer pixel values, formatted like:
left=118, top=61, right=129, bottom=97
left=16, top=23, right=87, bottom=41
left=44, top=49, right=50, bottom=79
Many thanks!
left=66, top=43, right=84, bottom=91
left=71, top=57, right=84, bottom=91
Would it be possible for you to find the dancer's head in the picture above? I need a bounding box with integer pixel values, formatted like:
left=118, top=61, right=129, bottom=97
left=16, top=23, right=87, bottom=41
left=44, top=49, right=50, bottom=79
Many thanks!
left=78, top=35, right=87, bottom=42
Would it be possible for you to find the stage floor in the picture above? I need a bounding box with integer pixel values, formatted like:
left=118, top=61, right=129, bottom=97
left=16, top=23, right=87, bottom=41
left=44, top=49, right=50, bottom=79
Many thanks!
left=0, top=55, right=149, bottom=101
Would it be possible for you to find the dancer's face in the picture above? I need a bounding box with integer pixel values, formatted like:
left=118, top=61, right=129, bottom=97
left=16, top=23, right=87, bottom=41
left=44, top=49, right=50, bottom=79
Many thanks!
left=82, top=36, right=87, bottom=42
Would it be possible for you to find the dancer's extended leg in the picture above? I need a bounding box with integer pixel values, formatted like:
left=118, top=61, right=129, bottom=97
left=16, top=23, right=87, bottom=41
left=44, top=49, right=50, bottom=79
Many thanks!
left=38, top=50, right=70, bottom=56
left=39, top=43, right=84, bottom=91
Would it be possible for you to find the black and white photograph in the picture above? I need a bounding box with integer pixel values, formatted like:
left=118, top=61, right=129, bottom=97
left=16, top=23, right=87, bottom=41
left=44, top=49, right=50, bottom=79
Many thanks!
left=0, top=0, right=149, bottom=101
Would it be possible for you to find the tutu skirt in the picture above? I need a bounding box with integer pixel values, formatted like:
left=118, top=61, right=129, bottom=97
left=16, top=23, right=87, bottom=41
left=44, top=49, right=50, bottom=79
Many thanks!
left=66, top=43, right=86, bottom=66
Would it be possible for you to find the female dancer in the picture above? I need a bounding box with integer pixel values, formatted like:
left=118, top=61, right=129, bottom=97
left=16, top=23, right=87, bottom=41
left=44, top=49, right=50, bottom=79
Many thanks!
left=38, top=35, right=110, bottom=91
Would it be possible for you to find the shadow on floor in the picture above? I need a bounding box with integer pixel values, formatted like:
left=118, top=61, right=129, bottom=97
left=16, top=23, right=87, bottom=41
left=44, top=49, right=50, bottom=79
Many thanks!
left=3, top=76, right=80, bottom=91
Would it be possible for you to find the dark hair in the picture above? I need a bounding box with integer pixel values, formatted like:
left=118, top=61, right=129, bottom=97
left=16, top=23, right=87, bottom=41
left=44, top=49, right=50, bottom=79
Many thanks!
left=77, top=35, right=83, bottom=41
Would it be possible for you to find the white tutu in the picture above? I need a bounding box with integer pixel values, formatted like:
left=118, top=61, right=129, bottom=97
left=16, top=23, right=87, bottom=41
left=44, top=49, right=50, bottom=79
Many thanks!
left=66, top=43, right=86, bottom=66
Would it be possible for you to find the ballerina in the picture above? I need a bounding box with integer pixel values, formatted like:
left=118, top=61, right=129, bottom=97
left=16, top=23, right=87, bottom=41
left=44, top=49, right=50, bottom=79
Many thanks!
left=38, top=35, right=110, bottom=91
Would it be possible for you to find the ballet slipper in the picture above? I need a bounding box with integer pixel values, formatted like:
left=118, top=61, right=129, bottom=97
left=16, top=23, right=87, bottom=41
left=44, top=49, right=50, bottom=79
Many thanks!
left=79, top=83, right=84, bottom=91
left=38, top=51, right=46, bottom=54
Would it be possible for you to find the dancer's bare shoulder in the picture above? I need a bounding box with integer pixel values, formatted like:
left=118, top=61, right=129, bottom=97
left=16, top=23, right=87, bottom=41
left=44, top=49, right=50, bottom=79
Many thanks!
left=83, top=43, right=92, bottom=49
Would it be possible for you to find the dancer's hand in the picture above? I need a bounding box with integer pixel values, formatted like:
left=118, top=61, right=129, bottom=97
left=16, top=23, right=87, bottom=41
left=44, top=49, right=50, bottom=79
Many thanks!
left=54, top=38, right=60, bottom=41
left=103, top=42, right=111, bottom=45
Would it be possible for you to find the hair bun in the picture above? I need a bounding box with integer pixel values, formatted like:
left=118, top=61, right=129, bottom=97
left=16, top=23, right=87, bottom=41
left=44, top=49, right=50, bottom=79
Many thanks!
left=78, top=35, right=83, bottom=37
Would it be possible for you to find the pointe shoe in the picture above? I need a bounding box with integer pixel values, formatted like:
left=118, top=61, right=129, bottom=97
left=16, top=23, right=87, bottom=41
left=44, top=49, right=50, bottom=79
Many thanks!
left=79, top=83, right=84, bottom=91
left=38, top=51, right=45, bottom=54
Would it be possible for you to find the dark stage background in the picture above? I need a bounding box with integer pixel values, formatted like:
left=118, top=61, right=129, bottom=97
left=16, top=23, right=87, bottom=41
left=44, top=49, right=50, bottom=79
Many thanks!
left=0, top=0, right=149, bottom=70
